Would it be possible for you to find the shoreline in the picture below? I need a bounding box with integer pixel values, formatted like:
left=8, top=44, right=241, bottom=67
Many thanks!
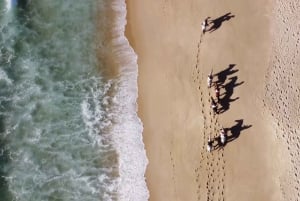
left=98, top=0, right=149, bottom=200
left=125, top=0, right=299, bottom=200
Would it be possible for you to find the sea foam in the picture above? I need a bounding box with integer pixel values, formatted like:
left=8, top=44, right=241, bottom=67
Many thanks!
left=81, top=0, right=149, bottom=200
left=109, top=0, right=149, bottom=200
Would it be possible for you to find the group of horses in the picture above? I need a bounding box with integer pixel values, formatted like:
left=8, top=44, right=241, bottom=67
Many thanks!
left=200, top=13, right=237, bottom=152
left=207, top=72, right=226, bottom=152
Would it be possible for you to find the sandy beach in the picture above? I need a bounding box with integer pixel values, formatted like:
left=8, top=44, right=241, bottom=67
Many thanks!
left=126, top=0, right=300, bottom=200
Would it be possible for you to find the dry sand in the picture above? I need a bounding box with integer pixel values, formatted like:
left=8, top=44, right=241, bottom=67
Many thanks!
left=264, top=0, right=300, bottom=200
left=126, top=0, right=300, bottom=200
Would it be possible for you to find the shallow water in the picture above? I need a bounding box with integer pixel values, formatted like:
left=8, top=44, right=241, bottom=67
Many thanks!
left=0, top=0, right=148, bottom=200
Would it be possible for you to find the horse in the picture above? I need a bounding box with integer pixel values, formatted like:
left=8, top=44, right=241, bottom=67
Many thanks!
left=201, top=17, right=211, bottom=34
left=220, top=128, right=226, bottom=145
left=207, top=137, right=213, bottom=152
left=214, top=83, right=220, bottom=102
left=207, top=70, right=213, bottom=88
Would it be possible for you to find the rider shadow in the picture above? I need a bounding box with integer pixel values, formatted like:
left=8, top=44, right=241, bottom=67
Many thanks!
left=207, top=12, right=235, bottom=33
left=227, top=119, right=252, bottom=143
left=215, top=64, right=238, bottom=86
left=218, top=76, right=244, bottom=114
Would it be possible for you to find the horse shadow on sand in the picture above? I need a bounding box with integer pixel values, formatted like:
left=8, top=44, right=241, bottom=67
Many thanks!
left=207, top=12, right=235, bottom=33
left=218, top=76, right=244, bottom=114
left=214, top=64, right=244, bottom=114
left=227, top=119, right=252, bottom=143
left=215, top=64, right=238, bottom=85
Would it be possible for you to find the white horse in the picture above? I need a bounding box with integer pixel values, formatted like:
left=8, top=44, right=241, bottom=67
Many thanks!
left=207, top=137, right=213, bottom=152
left=201, top=17, right=211, bottom=34
left=201, top=21, right=206, bottom=33
left=207, top=143, right=212, bottom=152
left=207, top=70, right=213, bottom=88
left=220, top=128, right=226, bottom=145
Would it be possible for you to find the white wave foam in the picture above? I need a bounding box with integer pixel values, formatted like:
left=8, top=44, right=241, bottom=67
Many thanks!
left=5, top=0, right=12, bottom=11
left=80, top=0, right=149, bottom=199
left=0, top=69, right=13, bottom=85
left=110, top=1, right=149, bottom=200
left=5, top=0, right=17, bottom=11
left=81, top=78, right=115, bottom=143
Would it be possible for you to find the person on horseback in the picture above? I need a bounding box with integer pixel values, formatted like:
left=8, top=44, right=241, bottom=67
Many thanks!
left=211, top=97, right=218, bottom=115
left=214, top=83, right=220, bottom=103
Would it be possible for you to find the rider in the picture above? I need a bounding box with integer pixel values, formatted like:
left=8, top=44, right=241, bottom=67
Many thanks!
left=211, top=97, right=218, bottom=114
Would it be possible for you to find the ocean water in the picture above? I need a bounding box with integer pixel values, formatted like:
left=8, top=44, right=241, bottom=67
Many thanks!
left=0, top=0, right=148, bottom=200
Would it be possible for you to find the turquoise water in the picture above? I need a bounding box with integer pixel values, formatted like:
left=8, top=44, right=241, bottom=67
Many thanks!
left=0, top=0, right=148, bottom=200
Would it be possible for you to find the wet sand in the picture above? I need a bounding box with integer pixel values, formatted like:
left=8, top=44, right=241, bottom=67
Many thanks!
left=125, top=0, right=300, bottom=200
